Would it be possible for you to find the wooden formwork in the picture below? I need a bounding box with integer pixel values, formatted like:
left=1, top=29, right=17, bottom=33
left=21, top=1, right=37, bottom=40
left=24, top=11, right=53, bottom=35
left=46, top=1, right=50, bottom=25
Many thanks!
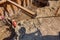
left=0, top=0, right=33, bottom=18
left=0, top=0, right=60, bottom=40
left=0, top=0, right=33, bottom=40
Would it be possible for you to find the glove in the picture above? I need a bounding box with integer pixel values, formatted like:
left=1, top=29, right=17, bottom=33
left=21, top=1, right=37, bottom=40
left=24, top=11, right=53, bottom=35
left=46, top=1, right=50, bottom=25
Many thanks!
left=12, top=20, right=17, bottom=28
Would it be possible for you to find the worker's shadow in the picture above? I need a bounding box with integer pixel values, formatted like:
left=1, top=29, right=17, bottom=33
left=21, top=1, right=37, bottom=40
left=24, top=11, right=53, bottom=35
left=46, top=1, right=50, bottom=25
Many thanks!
left=3, top=27, right=60, bottom=40
left=19, top=27, right=60, bottom=40
left=19, top=27, right=42, bottom=40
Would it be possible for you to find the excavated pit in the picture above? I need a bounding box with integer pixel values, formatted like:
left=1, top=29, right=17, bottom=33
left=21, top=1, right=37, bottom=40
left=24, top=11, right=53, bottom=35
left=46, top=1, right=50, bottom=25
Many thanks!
left=0, top=0, right=60, bottom=40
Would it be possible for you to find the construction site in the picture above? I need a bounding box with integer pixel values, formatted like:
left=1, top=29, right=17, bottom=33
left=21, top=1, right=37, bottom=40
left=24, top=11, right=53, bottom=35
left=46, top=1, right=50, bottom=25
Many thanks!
left=0, top=0, right=60, bottom=40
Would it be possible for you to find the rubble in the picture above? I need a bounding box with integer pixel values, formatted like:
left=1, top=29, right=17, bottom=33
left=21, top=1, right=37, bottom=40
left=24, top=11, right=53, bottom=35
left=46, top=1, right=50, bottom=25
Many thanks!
left=0, top=0, right=60, bottom=40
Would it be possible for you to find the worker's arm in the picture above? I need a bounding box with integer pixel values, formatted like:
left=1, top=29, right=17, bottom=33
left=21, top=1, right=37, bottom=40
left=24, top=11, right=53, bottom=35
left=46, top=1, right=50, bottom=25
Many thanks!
left=0, top=0, right=6, bottom=4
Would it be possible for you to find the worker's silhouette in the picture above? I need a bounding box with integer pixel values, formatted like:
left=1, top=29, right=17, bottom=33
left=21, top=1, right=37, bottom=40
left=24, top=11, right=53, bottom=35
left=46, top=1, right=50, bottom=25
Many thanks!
left=3, top=24, right=17, bottom=40
left=59, top=32, right=60, bottom=39
left=19, top=27, right=26, bottom=39
left=19, top=27, right=42, bottom=40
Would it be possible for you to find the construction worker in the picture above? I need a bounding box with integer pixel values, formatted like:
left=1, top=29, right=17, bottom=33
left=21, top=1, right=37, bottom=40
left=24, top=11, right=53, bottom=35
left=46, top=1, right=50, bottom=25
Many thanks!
left=12, top=19, right=17, bottom=28
left=4, top=18, right=18, bottom=40
left=6, top=18, right=17, bottom=28
left=3, top=19, right=17, bottom=40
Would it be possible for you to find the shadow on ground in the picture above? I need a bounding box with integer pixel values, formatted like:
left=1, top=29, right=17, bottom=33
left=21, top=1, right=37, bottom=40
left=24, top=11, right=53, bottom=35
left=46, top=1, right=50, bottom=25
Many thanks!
left=3, top=27, right=60, bottom=40
left=18, top=27, right=60, bottom=40
left=32, top=0, right=49, bottom=7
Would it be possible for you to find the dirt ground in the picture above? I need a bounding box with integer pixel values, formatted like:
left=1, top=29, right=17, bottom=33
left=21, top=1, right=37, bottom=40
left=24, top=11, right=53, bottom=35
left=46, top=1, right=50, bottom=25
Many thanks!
left=0, top=0, right=60, bottom=40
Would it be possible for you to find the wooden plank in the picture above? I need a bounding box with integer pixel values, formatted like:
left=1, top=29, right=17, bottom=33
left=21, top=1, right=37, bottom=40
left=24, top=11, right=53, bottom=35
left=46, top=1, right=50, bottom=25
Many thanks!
left=11, top=0, right=19, bottom=14
left=24, top=0, right=26, bottom=7
left=7, top=0, right=36, bottom=17
left=6, top=4, right=14, bottom=17
left=16, top=0, right=21, bottom=5
left=0, top=7, right=4, bottom=16
left=27, top=0, right=30, bottom=6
